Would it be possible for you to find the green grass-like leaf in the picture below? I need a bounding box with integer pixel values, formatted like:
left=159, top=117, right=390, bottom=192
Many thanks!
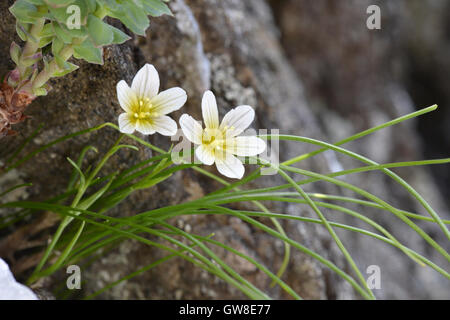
left=1, top=105, right=448, bottom=300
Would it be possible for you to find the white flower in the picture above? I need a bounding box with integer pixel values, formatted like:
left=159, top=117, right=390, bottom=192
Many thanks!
left=117, top=64, right=187, bottom=136
left=179, top=90, right=266, bottom=179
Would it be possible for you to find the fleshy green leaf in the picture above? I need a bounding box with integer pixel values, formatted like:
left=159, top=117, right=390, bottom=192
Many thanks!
left=10, top=42, right=21, bottom=65
left=85, top=0, right=97, bottom=12
left=53, top=61, right=79, bottom=77
left=38, top=37, right=53, bottom=48
left=140, top=0, right=172, bottom=17
left=38, top=24, right=55, bottom=48
left=47, top=0, right=88, bottom=25
left=52, top=36, right=64, bottom=55
left=106, top=2, right=150, bottom=36
left=40, top=23, right=54, bottom=38
left=96, top=0, right=120, bottom=11
left=21, top=52, right=42, bottom=67
left=87, top=14, right=114, bottom=46
left=52, top=21, right=73, bottom=43
left=54, top=54, right=68, bottom=69
left=44, top=0, right=76, bottom=7
left=26, top=0, right=45, bottom=5
left=73, top=39, right=103, bottom=64
left=10, top=0, right=39, bottom=24
left=110, top=26, right=131, bottom=44
left=16, top=22, right=30, bottom=41
left=33, top=86, right=48, bottom=96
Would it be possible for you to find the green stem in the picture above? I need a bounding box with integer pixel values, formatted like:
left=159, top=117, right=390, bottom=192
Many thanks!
left=28, top=134, right=124, bottom=284
left=265, top=134, right=450, bottom=242
left=277, top=164, right=450, bottom=262
left=209, top=105, right=438, bottom=196
left=192, top=167, right=291, bottom=289
left=18, top=6, right=47, bottom=77
left=33, top=45, right=74, bottom=91
left=273, top=164, right=375, bottom=299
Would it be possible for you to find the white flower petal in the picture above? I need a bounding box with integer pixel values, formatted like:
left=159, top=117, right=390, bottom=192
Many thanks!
left=151, top=115, right=178, bottom=136
left=0, top=259, right=38, bottom=300
left=117, top=80, right=137, bottom=113
left=229, top=136, right=266, bottom=156
left=215, top=152, right=245, bottom=179
left=132, top=64, right=160, bottom=99
left=220, top=105, right=255, bottom=137
left=195, top=145, right=215, bottom=165
left=118, top=113, right=136, bottom=134
left=180, top=114, right=203, bottom=145
left=135, top=119, right=156, bottom=135
left=202, top=90, right=219, bottom=129
left=151, top=87, right=187, bottom=115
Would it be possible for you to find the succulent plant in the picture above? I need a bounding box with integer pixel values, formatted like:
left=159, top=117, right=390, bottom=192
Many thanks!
left=0, top=0, right=172, bottom=137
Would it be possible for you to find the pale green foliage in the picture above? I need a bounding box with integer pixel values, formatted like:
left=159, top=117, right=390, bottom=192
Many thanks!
left=8, top=0, right=171, bottom=95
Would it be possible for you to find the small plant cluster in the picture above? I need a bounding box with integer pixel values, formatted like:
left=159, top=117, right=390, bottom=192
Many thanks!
left=1, top=0, right=171, bottom=137
left=0, top=0, right=448, bottom=301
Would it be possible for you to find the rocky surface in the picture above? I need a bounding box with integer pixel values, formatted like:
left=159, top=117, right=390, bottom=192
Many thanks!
left=0, top=0, right=448, bottom=299
left=271, top=0, right=450, bottom=299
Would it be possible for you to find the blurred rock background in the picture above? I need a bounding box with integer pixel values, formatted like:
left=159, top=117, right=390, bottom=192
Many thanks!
left=0, top=0, right=449, bottom=299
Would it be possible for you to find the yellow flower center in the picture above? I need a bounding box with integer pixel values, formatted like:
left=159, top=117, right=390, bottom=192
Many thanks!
left=134, top=112, right=151, bottom=119
left=131, top=98, right=159, bottom=120
left=202, top=128, right=226, bottom=150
